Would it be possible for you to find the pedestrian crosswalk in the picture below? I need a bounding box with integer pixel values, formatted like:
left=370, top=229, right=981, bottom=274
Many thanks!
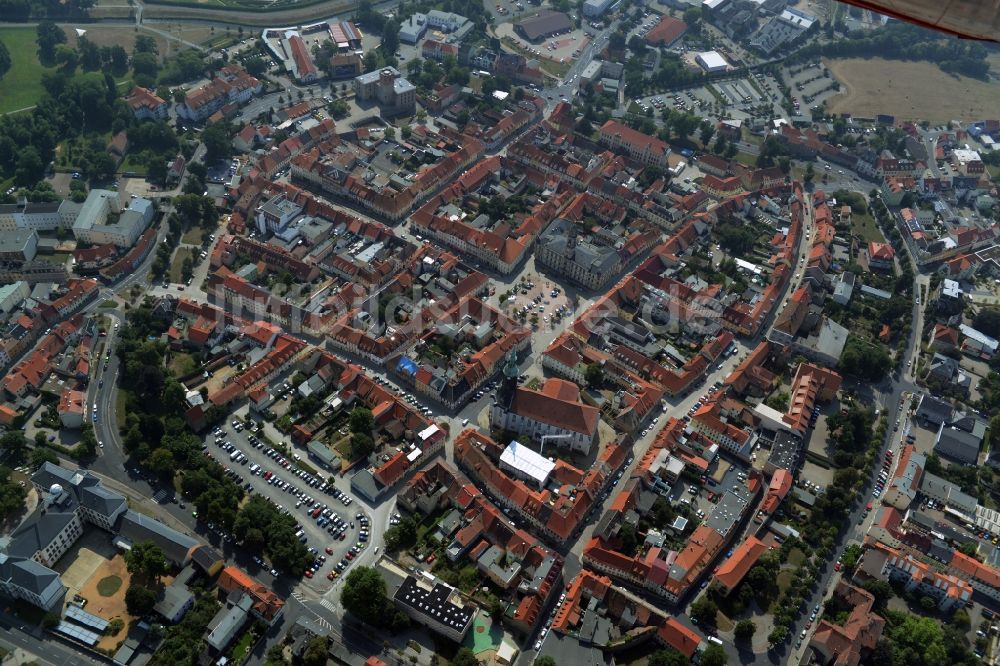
left=320, top=598, right=338, bottom=614
left=291, top=591, right=308, bottom=603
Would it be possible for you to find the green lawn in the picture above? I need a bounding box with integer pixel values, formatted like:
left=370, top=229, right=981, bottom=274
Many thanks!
left=167, top=352, right=197, bottom=378
left=0, top=28, right=54, bottom=115
left=96, top=575, right=122, bottom=597
left=119, top=154, right=149, bottom=177
left=294, top=458, right=318, bottom=476
left=116, top=389, right=129, bottom=431
left=182, top=227, right=205, bottom=245
left=169, top=247, right=194, bottom=283
left=851, top=213, right=885, bottom=243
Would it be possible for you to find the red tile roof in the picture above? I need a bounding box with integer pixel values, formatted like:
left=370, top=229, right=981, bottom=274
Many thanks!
left=217, top=566, right=285, bottom=622
left=868, top=241, right=895, bottom=261
left=507, top=378, right=600, bottom=437
left=644, top=16, right=688, bottom=45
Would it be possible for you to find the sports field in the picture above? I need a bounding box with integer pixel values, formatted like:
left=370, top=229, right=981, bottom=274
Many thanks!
left=824, top=57, right=1000, bottom=122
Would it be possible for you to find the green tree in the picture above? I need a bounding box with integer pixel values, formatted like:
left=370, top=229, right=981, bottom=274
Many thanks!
left=0, top=40, right=10, bottom=81
left=14, top=147, right=44, bottom=186
left=584, top=362, right=604, bottom=388
left=838, top=336, right=891, bottom=381
left=342, top=566, right=390, bottom=625
left=30, top=447, right=59, bottom=469
left=618, top=522, right=638, bottom=555
left=0, top=431, right=28, bottom=464
left=202, top=123, right=233, bottom=162
left=380, top=18, right=400, bottom=55
left=125, top=585, right=157, bottom=615
left=735, top=618, right=756, bottom=643
left=384, top=516, right=418, bottom=552
left=647, top=650, right=688, bottom=666
left=125, top=541, right=169, bottom=580
left=690, top=596, right=718, bottom=627
left=350, top=432, right=375, bottom=459
left=245, top=56, right=268, bottom=77
left=0, top=466, right=27, bottom=521
left=768, top=625, right=788, bottom=646
left=36, top=21, right=67, bottom=65
left=146, top=448, right=176, bottom=479
left=78, top=36, right=101, bottom=70
left=700, top=645, right=727, bottom=666
left=451, top=648, right=479, bottom=666
left=973, top=308, right=1000, bottom=339
left=349, top=407, right=374, bottom=434
left=700, top=123, right=715, bottom=147
left=301, top=635, right=329, bottom=666
left=132, top=51, right=159, bottom=82
left=134, top=34, right=158, bottom=54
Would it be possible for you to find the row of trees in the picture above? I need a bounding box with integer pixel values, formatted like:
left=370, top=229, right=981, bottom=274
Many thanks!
left=0, top=40, right=10, bottom=82
left=795, top=23, right=990, bottom=79
left=0, top=0, right=93, bottom=20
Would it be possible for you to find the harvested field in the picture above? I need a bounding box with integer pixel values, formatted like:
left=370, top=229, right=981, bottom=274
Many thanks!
left=824, top=57, right=1000, bottom=122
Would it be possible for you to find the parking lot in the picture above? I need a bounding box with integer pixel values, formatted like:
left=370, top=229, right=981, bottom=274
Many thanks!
left=632, top=71, right=784, bottom=125
left=499, top=274, right=574, bottom=330
left=494, top=21, right=591, bottom=69
left=784, top=62, right=840, bottom=116
left=202, top=418, right=373, bottom=592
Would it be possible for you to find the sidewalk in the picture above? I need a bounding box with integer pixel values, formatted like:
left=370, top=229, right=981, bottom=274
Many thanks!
left=0, top=646, right=48, bottom=666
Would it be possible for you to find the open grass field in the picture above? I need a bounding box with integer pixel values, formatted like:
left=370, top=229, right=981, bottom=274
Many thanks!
left=851, top=212, right=884, bottom=243
left=182, top=227, right=205, bottom=245
left=167, top=351, right=197, bottom=377
left=0, top=28, right=54, bottom=115
left=96, top=575, right=123, bottom=596
left=824, top=57, right=1000, bottom=122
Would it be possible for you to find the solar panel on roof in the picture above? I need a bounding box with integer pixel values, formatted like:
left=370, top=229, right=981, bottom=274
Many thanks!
left=65, top=604, right=110, bottom=631
left=55, top=621, right=101, bottom=646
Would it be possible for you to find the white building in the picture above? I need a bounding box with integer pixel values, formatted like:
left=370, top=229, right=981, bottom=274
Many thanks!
left=499, top=441, right=556, bottom=488
left=73, top=190, right=155, bottom=248
left=399, top=13, right=428, bottom=43
left=425, top=10, right=470, bottom=32
left=0, top=281, right=29, bottom=314
left=0, top=200, right=80, bottom=232
left=255, top=193, right=303, bottom=235
left=583, top=0, right=616, bottom=17
left=0, top=229, right=38, bottom=262
left=695, top=51, right=729, bottom=73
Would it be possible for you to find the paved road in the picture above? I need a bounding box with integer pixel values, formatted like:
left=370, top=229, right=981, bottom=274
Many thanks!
left=0, top=614, right=101, bottom=666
